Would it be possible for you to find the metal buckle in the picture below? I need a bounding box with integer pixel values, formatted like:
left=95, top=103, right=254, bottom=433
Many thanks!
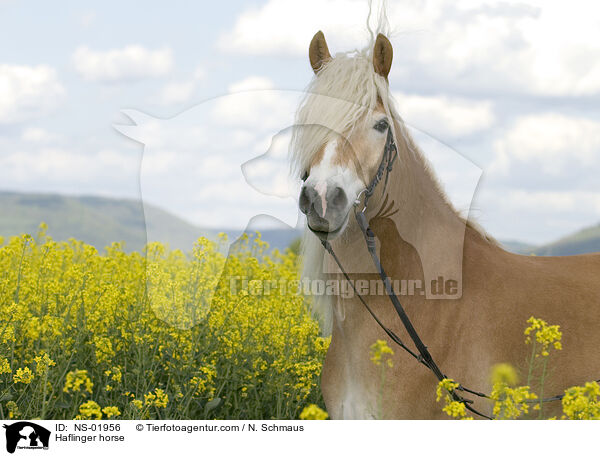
left=353, top=188, right=368, bottom=213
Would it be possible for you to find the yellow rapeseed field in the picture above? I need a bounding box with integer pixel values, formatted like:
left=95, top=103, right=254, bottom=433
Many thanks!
left=0, top=225, right=329, bottom=419
left=1, top=224, right=597, bottom=420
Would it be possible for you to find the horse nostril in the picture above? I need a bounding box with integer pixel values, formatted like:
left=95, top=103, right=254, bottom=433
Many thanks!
left=299, top=186, right=315, bottom=214
left=330, top=186, right=347, bottom=210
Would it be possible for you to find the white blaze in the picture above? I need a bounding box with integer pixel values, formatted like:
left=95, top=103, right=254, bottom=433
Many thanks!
left=306, top=138, right=364, bottom=220
left=314, top=180, right=327, bottom=217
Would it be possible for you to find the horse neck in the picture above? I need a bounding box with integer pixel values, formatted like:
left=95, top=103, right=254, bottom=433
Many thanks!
left=385, top=129, right=463, bottom=245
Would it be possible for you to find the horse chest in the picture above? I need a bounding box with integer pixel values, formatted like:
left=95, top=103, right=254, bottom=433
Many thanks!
left=323, top=298, right=384, bottom=419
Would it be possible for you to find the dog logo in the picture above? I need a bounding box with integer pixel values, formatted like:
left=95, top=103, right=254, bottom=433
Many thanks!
left=3, top=422, right=51, bottom=453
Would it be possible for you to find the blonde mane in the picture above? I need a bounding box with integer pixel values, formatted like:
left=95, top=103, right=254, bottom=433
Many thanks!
left=290, top=35, right=405, bottom=331
left=290, top=53, right=395, bottom=174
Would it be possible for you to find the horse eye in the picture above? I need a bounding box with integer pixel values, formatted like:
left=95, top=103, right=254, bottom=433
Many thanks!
left=301, top=171, right=309, bottom=181
left=373, top=118, right=389, bottom=132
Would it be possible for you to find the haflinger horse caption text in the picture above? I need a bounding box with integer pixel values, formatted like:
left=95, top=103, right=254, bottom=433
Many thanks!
left=1, top=419, right=597, bottom=455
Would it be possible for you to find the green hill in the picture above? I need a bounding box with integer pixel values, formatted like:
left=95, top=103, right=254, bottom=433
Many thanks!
left=0, top=191, right=204, bottom=252
left=499, top=239, right=536, bottom=255
left=531, top=223, right=600, bottom=256
left=500, top=225, right=600, bottom=256
left=0, top=191, right=301, bottom=252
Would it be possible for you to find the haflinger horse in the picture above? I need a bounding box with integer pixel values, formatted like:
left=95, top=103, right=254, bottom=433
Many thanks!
left=291, top=29, right=600, bottom=419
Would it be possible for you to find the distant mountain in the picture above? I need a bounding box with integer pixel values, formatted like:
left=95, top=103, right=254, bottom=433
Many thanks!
left=499, top=239, right=536, bottom=255
left=2, top=191, right=597, bottom=256
left=500, top=223, right=600, bottom=256
left=0, top=191, right=300, bottom=253
left=531, top=223, right=600, bottom=256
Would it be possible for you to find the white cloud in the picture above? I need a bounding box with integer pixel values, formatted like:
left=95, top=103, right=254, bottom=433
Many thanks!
left=393, top=92, right=495, bottom=138
left=158, top=65, right=204, bottom=105
left=21, top=127, right=62, bottom=143
left=0, top=64, right=64, bottom=123
left=159, top=81, right=196, bottom=105
left=474, top=112, right=600, bottom=243
left=520, top=2, right=600, bottom=96
left=228, top=76, right=274, bottom=92
left=220, top=0, right=600, bottom=96
left=192, top=66, right=204, bottom=80
left=475, top=189, right=600, bottom=243
left=72, top=45, right=173, bottom=83
left=218, top=0, right=369, bottom=56
left=0, top=145, right=139, bottom=195
left=212, top=77, right=298, bottom=130
left=501, top=190, right=600, bottom=214
left=490, top=113, right=600, bottom=175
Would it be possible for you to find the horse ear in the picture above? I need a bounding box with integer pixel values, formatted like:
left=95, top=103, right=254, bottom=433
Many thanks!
left=373, top=33, right=393, bottom=79
left=309, top=31, right=332, bottom=74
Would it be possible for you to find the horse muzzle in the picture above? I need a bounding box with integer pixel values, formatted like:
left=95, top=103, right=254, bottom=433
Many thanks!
left=299, top=183, right=350, bottom=239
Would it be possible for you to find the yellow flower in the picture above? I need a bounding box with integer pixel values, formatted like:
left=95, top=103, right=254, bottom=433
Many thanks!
left=436, top=378, right=459, bottom=402
left=490, top=382, right=537, bottom=419
left=144, top=388, right=169, bottom=408
left=13, top=367, right=34, bottom=384
left=370, top=340, right=394, bottom=367
left=299, top=404, right=328, bottom=420
left=6, top=401, right=20, bottom=419
left=0, top=357, right=12, bottom=375
left=561, top=381, right=600, bottom=420
left=190, top=365, right=217, bottom=396
left=131, top=399, right=143, bottom=411
left=63, top=369, right=93, bottom=394
left=443, top=400, right=467, bottom=418
left=93, top=336, right=115, bottom=364
left=490, top=363, right=519, bottom=387
left=75, top=400, right=102, bottom=420
left=106, top=367, right=122, bottom=383
left=102, top=406, right=121, bottom=418
left=34, top=353, right=56, bottom=375
left=524, top=317, right=562, bottom=357
left=103, top=367, right=122, bottom=392
left=435, top=379, right=468, bottom=418
left=488, top=363, right=537, bottom=419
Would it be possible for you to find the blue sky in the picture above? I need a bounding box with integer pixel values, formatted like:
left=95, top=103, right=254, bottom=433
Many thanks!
left=1, top=0, right=599, bottom=244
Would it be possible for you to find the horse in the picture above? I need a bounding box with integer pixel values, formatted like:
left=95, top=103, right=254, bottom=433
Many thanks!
left=291, top=29, right=600, bottom=419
